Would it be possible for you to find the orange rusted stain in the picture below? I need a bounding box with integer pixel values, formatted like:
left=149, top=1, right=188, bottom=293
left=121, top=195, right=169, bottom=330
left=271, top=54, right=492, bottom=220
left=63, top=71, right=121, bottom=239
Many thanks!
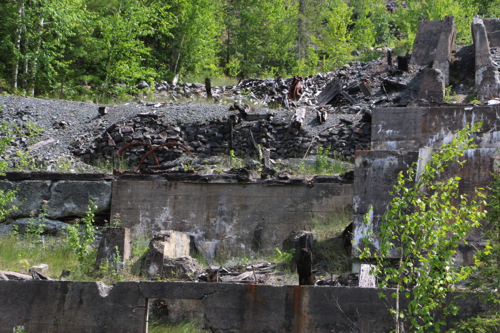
left=293, top=285, right=307, bottom=333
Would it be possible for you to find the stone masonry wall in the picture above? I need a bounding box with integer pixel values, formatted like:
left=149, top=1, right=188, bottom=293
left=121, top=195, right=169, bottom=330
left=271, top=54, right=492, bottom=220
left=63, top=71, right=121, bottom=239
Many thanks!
left=72, top=112, right=371, bottom=168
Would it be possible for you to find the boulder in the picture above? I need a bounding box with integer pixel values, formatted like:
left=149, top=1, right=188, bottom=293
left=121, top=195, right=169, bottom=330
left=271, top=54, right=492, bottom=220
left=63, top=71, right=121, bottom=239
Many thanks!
left=47, top=181, right=112, bottom=218
left=418, top=68, right=445, bottom=103
left=10, top=217, right=68, bottom=236
left=0, top=180, right=51, bottom=218
left=163, top=256, right=200, bottom=280
left=142, top=230, right=193, bottom=279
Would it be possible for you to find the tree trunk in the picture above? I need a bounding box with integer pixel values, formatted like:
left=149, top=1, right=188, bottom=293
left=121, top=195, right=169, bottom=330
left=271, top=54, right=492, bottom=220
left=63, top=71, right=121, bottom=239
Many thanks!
left=29, top=17, right=44, bottom=96
left=297, top=0, right=305, bottom=60
left=12, top=0, right=24, bottom=89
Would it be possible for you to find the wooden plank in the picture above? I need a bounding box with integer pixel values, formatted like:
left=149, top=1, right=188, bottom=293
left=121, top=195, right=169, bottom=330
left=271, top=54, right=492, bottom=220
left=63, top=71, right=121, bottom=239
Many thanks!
left=317, top=80, right=341, bottom=106
left=341, top=91, right=358, bottom=105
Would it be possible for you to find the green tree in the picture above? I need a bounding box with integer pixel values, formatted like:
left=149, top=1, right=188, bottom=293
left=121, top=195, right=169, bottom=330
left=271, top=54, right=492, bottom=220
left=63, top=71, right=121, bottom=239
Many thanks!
left=455, top=172, right=500, bottom=332
left=311, top=0, right=353, bottom=72
left=360, top=124, right=486, bottom=333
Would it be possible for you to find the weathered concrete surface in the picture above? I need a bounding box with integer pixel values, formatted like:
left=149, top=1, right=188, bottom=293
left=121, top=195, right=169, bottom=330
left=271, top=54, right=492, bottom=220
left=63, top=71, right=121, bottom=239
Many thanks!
left=483, top=18, right=500, bottom=48
left=0, top=280, right=488, bottom=333
left=417, top=68, right=445, bottom=102
left=353, top=148, right=495, bottom=262
left=95, top=227, right=132, bottom=270
left=473, top=16, right=500, bottom=102
left=352, top=151, right=419, bottom=256
left=372, top=105, right=500, bottom=151
left=111, top=177, right=353, bottom=256
left=0, top=281, right=147, bottom=333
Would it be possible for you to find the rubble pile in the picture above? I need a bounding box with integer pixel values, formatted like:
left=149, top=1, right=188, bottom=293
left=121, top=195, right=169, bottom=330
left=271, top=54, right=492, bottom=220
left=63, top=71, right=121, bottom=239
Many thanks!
left=154, top=56, right=424, bottom=112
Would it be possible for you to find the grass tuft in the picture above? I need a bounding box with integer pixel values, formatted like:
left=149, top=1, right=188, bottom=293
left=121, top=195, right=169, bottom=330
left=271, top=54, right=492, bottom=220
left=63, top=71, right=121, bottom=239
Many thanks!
left=313, top=210, right=353, bottom=275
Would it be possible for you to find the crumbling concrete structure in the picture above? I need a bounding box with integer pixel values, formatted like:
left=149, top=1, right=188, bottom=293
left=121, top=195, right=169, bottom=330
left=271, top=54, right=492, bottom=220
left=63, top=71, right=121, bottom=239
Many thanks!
left=472, top=16, right=500, bottom=102
left=411, top=16, right=456, bottom=89
left=353, top=104, right=500, bottom=263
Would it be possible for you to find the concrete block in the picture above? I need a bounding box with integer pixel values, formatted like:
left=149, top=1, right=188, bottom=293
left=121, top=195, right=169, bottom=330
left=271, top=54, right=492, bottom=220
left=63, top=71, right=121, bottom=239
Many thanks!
left=353, top=150, right=418, bottom=216
left=142, top=231, right=195, bottom=279
left=418, top=68, right=445, bottom=102
left=352, top=151, right=418, bottom=257
left=160, top=230, right=191, bottom=257
left=0, top=281, right=146, bottom=333
left=30, top=264, right=48, bottom=274
left=372, top=107, right=426, bottom=151
left=411, top=16, right=456, bottom=67
left=95, top=227, right=132, bottom=270
left=472, top=16, right=500, bottom=102
left=483, top=18, right=500, bottom=48
left=47, top=181, right=112, bottom=218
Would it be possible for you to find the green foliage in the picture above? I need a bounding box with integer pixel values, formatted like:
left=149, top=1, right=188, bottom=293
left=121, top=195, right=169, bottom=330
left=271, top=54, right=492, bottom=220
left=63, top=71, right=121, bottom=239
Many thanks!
left=359, top=123, right=486, bottom=333
left=229, top=150, right=242, bottom=168
left=66, top=200, right=98, bottom=265
left=311, top=1, right=353, bottom=71
left=444, top=85, right=458, bottom=103
left=455, top=172, right=500, bottom=332
left=270, top=247, right=295, bottom=264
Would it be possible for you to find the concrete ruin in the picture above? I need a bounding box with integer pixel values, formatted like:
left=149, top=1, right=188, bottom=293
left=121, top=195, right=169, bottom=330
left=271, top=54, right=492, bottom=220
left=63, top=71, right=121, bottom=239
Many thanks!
left=0, top=280, right=487, bottom=333
left=4, top=16, right=500, bottom=333
left=353, top=104, right=500, bottom=261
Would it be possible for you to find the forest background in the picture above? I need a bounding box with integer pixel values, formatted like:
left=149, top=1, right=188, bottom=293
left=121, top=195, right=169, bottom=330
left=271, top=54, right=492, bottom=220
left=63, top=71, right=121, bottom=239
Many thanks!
left=0, top=0, right=499, bottom=100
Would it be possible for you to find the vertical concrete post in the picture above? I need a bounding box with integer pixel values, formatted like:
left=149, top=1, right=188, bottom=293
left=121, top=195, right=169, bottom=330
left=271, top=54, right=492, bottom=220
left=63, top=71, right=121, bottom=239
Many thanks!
left=472, top=16, right=500, bottom=102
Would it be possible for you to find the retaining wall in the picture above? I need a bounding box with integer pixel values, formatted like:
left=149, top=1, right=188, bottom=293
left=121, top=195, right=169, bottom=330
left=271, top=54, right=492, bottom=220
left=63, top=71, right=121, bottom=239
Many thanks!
left=111, top=173, right=353, bottom=257
left=0, top=280, right=486, bottom=333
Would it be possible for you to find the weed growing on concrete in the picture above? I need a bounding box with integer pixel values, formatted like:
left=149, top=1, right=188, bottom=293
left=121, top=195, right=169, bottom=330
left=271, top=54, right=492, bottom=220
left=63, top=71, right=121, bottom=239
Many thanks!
left=66, top=200, right=98, bottom=265
left=99, top=246, right=124, bottom=284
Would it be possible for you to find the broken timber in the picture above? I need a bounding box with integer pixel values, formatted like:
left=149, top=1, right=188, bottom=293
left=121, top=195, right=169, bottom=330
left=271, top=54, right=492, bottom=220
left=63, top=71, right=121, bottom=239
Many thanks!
left=316, top=80, right=342, bottom=106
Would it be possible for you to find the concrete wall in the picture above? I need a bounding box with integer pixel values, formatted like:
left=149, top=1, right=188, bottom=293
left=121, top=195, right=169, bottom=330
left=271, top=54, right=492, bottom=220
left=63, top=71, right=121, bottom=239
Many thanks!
left=372, top=105, right=500, bottom=151
left=0, top=280, right=487, bottom=333
left=111, top=174, right=353, bottom=256
left=0, top=281, right=147, bottom=333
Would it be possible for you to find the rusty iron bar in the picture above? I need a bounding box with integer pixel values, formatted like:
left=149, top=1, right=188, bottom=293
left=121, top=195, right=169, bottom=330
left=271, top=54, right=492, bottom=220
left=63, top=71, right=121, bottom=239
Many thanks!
left=117, top=142, right=160, bottom=170
left=133, top=142, right=194, bottom=172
